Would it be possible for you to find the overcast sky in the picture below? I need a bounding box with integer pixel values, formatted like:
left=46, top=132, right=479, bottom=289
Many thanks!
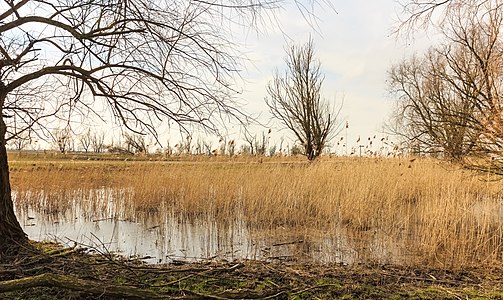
left=19, top=0, right=436, bottom=152
left=231, top=0, right=433, bottom=153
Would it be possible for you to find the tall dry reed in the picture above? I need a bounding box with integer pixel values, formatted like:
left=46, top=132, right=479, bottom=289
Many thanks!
left=9, top=155, right=503, bottom=268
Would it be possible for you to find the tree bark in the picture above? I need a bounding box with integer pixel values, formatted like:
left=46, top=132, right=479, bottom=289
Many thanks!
left=0, top=97, right=28, bottom=254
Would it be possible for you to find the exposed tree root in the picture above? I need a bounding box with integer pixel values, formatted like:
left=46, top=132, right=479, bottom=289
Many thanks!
left=0, top=273, right=164, bottom=299
left=1, top=241, right=502, bottom=299
left=0, top=236, right=33, bottom=260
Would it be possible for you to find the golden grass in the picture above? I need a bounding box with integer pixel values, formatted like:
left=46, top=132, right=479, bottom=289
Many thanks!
left=8, top=153, right=503, bottom=268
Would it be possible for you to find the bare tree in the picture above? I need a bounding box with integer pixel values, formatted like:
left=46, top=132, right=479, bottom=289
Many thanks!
left=79, top=129, right=92, bottom=152
left=193, top=138, right=203, bottom=155
left=203, top=140, right=213, bottom=156
left=255, top=131, right=269, bottom=156
left=243, top=130, right=256, bottom=155
left=0, top=0, right=330, bottom=251
left=123, top=133, right=148, bottom=154
left=91, top=130, right=106, bottom=153
left=52, top=128, right=73, bottom=153
left=392, top=0, right=503, bottom=171
left=8, top=130, right=31, bottom=151
left=265, top=39, right=341, bottom=160
left=388, top=49, right=481, bottom=160
left=182, top=135, right=192, bottom=155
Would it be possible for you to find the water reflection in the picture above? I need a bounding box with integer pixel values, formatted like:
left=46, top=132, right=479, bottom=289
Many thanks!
left=15, top=190, right=404, bottom=265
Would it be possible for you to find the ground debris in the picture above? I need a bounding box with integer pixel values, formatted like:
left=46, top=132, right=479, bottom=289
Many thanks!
left=0, top=273, right=164, bottom=299
left=0, top=241, right=502, bottom=299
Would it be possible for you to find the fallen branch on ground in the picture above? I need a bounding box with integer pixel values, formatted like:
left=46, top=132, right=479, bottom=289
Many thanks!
left=0, top=273, right=165, bottom=299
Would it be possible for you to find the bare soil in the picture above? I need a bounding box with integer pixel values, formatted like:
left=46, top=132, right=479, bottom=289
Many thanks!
left=0, top=241, right=502, bottom=299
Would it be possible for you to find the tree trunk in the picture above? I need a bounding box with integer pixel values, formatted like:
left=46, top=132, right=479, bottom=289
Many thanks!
left=0, top=104, right=28, bottom=254
left=305, top=143, right=315, bottom=161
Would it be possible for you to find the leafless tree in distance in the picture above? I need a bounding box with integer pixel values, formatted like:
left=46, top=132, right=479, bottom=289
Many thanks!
left=9, top=130, right=31, bottom=151
left=91, top=130, right=106, bottom=153
left=123, top=133, right=148, bottom=154
left=52, top=127, right=73, bottom=153
left=0, top=0, right=332, bottom=252
left=265, top=39, right=342, bottom=160
left=79, top=129, right=92, bottom=152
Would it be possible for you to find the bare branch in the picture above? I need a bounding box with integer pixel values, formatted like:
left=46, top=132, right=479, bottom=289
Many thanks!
left=265, top=38, right=341, bottom=160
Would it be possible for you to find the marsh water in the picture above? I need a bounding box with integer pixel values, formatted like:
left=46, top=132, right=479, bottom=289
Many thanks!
left=15, top=188, right=407, bottom=265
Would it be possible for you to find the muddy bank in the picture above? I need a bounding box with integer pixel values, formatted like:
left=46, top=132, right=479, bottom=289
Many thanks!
left=1, top=241, right=502, bottom=299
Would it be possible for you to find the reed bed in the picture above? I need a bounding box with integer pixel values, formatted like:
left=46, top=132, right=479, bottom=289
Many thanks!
left=9, top=155, right=503, bottom=268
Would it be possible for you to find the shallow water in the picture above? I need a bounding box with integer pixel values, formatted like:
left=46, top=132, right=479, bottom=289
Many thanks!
left=14, top=189, right=406, bottom=265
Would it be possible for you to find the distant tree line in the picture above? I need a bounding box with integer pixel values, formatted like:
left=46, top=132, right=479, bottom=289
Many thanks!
left=8, top=125, right=408, bottom=158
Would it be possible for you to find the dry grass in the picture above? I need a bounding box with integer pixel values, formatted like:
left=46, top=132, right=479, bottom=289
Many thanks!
left=8, top=153, right=503, bottom=268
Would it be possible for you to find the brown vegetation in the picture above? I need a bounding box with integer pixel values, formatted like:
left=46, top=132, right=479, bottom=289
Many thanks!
left=2, top=241, right=502, bottom=299
left=8, top=153, right=503, bottom=269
